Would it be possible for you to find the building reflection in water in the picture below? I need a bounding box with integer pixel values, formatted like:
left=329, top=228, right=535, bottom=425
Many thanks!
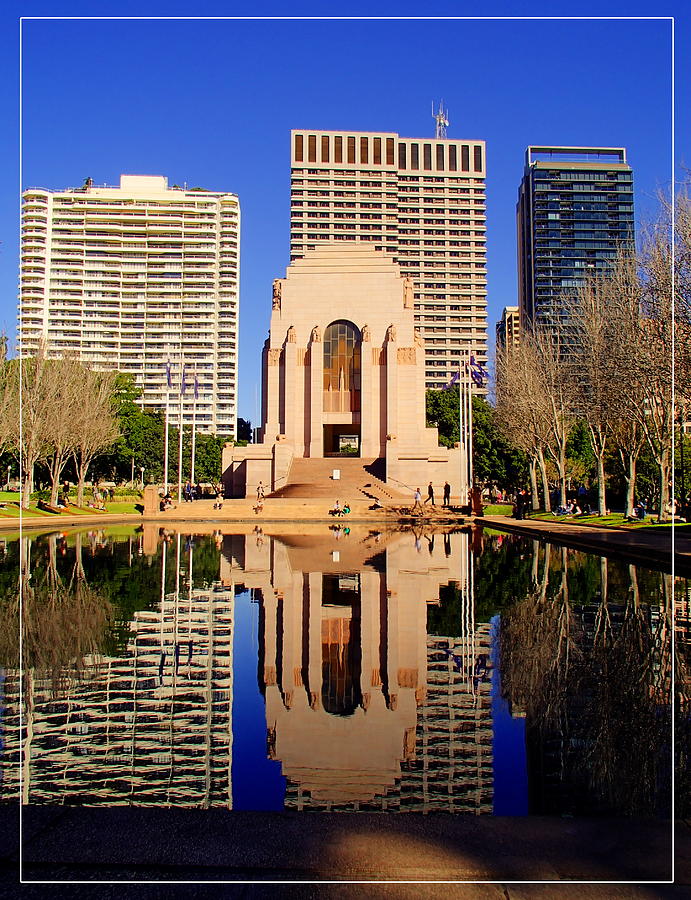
left=3, top=532, right=234, bottom=807
left=221, top=526, right=493, bottom=813
left=0, top=526, right=676, bottom=815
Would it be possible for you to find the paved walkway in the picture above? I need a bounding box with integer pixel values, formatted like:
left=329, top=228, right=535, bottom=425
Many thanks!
left=0, top=805, right=682, bottom=889
left=4, top=504, right=687, bottom=576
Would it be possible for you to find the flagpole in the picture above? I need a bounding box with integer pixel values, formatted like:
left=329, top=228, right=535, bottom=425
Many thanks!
left=191, top=365, right=197, bottom=487
left=467, top=349, right=474, bottom=492
left=164, top=393, right=170, bottom=495
left=164, top=358, right=173, bottom=495
left=458, top=364, right=465, bottom=508
left=177, top=360, right=185, bottom=504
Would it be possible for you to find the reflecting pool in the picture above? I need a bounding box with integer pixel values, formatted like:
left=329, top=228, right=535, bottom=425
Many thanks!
left=0, top=524, right=678, bottom=817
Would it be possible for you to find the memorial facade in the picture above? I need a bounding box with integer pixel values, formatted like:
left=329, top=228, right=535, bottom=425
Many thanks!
left=224, top=243, right=461, bottom=498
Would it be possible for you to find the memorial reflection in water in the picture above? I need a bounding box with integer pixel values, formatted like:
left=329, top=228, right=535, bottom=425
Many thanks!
left=0, top=525, right=675, bottom=816
left=224, top=527, right=492, bottom=812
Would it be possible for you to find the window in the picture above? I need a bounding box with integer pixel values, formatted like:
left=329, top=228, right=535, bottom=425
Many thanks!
left=436, top=144, right=445, bottom=171
left=423, top=144, right=432, bottom=170
left=335, top=135, right=343, bottom=163
left=323, top=320, right=361, bottom=412
left=347, top=136, right=356, bottom=164
left=386, top=138, right=395, bottom=166
left=449, top=145, right=457, bottom=171
left=461, top=145, right=470, bottom=172
left=373, top=137, right=381, bottom=165
left=321, top=135, right=329, bottom=163
left=360, top=137, right=369, bottom=164
left=411, top=143, right=419, bottom=170
left=308, top=135, right=317, bottom=163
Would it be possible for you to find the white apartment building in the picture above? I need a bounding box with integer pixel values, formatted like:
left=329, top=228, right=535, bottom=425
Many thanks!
left=289, top=130, right=488, bottom=390
left=19, top=174, right=240, bottom=435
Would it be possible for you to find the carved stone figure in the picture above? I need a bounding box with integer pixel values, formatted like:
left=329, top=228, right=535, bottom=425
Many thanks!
left=361, top=323, right=371, bottom=342
left=286, top=325, right=296, bottom=343
left=272, top=279, right=282, bottom=309
left=403, top=275, right=414, bottom=309
left=310, top=325, right=322, bottom=342
left=385, top=324, right=397, bottom=342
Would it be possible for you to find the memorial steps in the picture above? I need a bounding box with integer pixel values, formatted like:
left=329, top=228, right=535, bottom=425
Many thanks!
left=269, top=457, right=409, bottom=501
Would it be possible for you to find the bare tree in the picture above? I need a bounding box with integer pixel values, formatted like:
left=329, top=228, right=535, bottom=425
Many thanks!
left=569, top=253, right=642, bottom=515
left=70, top=367, right=120, bottom=506
left=633, top=203, right=675, bottom=520
left=532, top=328, right=579, bottom=509
left=6, top=353, right=55, bottom=509
left=42, top=358, right=86, bottom=506
left=496, top=337, right=552, bottom=510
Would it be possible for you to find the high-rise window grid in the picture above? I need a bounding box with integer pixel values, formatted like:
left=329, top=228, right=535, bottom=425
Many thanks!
left=18, top=175, right=240, bottom=436
left=517, top=147, right=634, bottom=339
left=289, top=130, right=488, bottom=391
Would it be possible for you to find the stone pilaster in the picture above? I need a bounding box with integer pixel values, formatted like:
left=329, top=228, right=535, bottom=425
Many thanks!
left=308, top=338, right=323, bottom=457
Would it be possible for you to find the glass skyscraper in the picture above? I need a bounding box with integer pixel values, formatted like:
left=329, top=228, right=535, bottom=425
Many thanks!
left=516, top=146, right=634, bottom=336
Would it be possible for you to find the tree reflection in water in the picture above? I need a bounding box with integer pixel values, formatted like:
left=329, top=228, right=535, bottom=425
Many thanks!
left=499, top=541, right=672, bottom=817
left=0, top=534, right=112, bottom=694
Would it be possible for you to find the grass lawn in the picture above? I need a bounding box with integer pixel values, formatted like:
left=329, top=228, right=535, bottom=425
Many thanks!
left=526, top=511, right=676, bottom=529
left=482, top=504, right=513, bottom=516
left=0, top=498, right=141, bottom=518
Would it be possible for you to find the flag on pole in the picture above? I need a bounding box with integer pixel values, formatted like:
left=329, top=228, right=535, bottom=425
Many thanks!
left=468, top=355, right=489, bottom=387
left=166, top=360, right=172, bottom=390
left=442, top=370, right=461, bottom=391
left=181, top=364, right=188, bottom=396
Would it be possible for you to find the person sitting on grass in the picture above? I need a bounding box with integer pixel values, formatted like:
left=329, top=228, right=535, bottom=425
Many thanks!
left=627, top=499, right=647, bottom=522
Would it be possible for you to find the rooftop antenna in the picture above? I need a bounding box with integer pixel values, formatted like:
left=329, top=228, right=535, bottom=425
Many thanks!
left=433, top=100, right=449, bottom=139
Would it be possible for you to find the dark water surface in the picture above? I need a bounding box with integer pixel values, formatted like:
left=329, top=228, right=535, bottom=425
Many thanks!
left=0, top=524, right=676, bottom=817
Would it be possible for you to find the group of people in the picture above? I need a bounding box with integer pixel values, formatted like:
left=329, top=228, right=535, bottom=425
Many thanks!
left=159, top=493, right=175, bottom=512
left=330, top=500, right=351, bottom=517
left=182, top=481, right=205, bottom=502
left=554, top=500, right=589, bottom=517
left=412, top=481, right=452, bottom=512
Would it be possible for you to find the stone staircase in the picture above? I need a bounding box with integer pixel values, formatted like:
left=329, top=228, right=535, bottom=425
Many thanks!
left=270, top=457, right=408, bottom=502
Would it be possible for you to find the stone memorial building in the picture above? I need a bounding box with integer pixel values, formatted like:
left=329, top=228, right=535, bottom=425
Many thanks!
left=223, top=243, right=461, bottom=498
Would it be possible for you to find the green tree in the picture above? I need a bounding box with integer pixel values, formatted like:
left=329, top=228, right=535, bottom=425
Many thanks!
left=426, top=388, right=528, bottom=490
left=472, top=396, right=529, bottom=491
left=182, top=429, right=227, bottom=484
left=95, top=376, right=166, bottom=483
left=237, top=417, right=252, bottom=442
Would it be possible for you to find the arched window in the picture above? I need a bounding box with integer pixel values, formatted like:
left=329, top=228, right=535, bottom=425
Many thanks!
left=323, top=320, right=361, bottom=412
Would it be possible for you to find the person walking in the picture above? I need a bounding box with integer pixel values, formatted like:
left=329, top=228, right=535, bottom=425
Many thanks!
left=443, top=481, right=451, bottom=507
left=424, top=481, right=435, bottom=506
left=412, top=487, right=423, bottom=512
left=256, top=481, right=265, bottom=502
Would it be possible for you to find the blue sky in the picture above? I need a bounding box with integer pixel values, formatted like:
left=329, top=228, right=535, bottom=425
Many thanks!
left=1, top=3, right=686, bottom=423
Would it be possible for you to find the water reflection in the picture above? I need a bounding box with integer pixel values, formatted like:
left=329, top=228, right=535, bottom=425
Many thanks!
left=229, top=528, right=492, bottom=812
left=0, top=524, right=677, bottom=816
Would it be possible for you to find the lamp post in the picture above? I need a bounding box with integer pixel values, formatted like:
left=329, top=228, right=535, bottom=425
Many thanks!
left=6, top=465, right=10, bottom=492
left=140, top=467, right=145, bottom=491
